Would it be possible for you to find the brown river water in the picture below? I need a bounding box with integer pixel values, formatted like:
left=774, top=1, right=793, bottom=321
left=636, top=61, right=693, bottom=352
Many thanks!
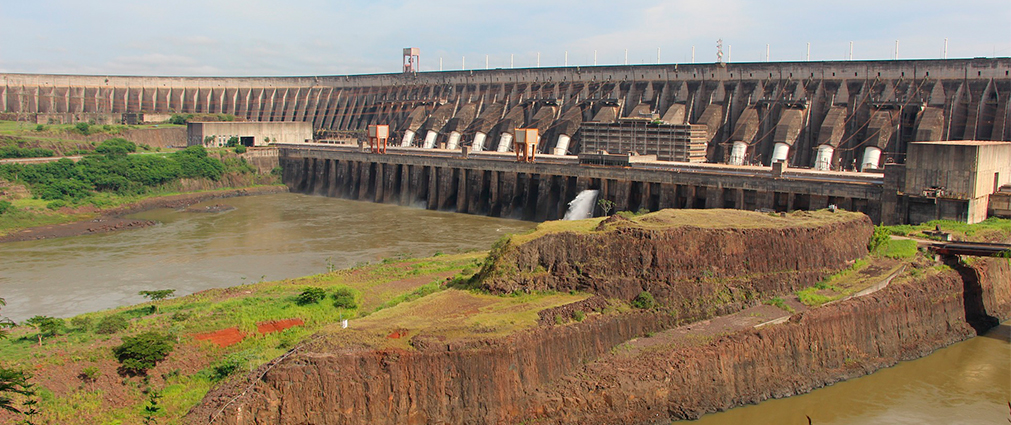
left=0, top=192, right=1007, bottom=423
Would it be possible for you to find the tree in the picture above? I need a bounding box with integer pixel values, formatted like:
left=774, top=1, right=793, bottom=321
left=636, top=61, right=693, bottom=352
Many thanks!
left=25, top=315, right=64, bottom=346
left=95, top=315, right=129, bottom=334
left=225, top=136, right=240, bottom=147
left=112, top=331, right=175, bottom=375
left=139, top=289, right=175, bottom=301
left=94, top=138, right=137, bottom=157
left=0, top=367, right=35, bottom=415
left=597, top=198, right=615, bottom=216
left=296, top=287, right=327, bottom=306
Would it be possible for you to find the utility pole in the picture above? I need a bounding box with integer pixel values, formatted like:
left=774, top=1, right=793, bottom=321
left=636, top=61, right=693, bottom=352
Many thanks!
left=462, top=56, right=465, bottom=70
left=511, top=54, right=514, bottom=68
left=806, top=42, right=811, bottom=61
left=692, top=46, right=695, bottom=63
left=849, top=41, right=853, bottom=60
left=485, top=54, right=489, bottom=69
left=439, top=57, right=443, bottom=71
left=943, top=38, right=948, bottom=59
left=657, top=47, right=661, bottom=64
left=895, top=40, right=899, bottom=59
left=766, top=44, right=770, bottom=62
left=537, top=52, right=540, bottom=67
left=624, top=49, right=628, bottom=65
left=564, top=51, right=568, bottom=66
left=594, top=50, right=597, bottom=66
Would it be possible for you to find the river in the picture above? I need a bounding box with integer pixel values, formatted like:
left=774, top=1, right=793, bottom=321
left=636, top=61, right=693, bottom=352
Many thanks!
left=0, top=192, right=1007, bottom=422
left=0, top=193, right=536, bottom=322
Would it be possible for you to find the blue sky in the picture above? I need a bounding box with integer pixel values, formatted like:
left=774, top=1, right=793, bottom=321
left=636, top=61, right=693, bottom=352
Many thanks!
left=0, top=0, right=1008, bottom=76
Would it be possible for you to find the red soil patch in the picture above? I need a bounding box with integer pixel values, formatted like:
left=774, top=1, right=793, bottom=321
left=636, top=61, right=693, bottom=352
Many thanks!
left=193, top=327, right=246, bottom=347
left=387, top=329, right=409, bottom=339
left=257, top=318, right=305, bottom=335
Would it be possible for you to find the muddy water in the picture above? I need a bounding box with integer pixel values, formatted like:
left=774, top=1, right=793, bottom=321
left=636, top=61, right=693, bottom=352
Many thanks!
left=0, top=193, right=535, bottom=322
left=687, top=322, right=1010, bottom=425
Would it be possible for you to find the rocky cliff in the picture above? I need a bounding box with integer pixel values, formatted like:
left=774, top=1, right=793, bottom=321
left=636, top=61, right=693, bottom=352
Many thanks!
left=187, top=211, right=1008, bottom=425
left=480, top=210, right=873, bottom=319
left=519, top=258, right=1010, bottom=423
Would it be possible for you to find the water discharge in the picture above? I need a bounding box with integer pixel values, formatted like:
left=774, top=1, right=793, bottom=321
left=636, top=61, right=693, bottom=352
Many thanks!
left=563, top=189, right=599, bottom=220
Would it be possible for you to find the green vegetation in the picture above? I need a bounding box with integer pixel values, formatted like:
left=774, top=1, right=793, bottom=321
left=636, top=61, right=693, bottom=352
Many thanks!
left=113, top=332, right=175, bottom=375
left=0, top=366, right=35, bottom=415
left=295, top=287, right=327, bottom=306
left=0, top=200, right=10, bottom=215
left=0, top=146, right=54, bottom=159
left=331, top=287, right=359, bottom=309
left=95, top=315, right=129, bottom=334
left=25, top=316, right=64, bottom=346
left=0, top=145, right=227, bottom=204
left=631, top=291, right=656, bottom=309
left=168, top=114, right=235, bottom=125
left=874, top=218, right=1011, bottom=242
left=139, top=290, right=176, bottom=301
left=763, top=297, right=795, bottom=313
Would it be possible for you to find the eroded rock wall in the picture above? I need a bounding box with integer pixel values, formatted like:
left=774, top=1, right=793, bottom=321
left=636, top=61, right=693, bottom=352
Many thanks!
left=482, top=214, right=873, bottom=318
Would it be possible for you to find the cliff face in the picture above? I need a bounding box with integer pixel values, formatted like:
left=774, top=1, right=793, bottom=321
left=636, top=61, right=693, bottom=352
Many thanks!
left=481, top=213, right=873, bottom=318
left=192, top=311, right=675, bottom=425
left=191, top=258, right=1008, bottom=425
left=521, top=263, right=1006, bottom=423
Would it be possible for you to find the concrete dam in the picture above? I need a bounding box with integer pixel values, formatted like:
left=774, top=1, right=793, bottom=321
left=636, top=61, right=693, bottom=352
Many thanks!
left=2, top=58, right=1008, bottom=170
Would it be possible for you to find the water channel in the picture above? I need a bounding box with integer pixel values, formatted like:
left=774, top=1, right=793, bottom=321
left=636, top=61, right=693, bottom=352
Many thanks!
left=0, top=192, right=1007, bottom=423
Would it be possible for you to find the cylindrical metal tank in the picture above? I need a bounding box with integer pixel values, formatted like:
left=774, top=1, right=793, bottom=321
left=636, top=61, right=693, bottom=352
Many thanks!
left=771, top=142, right=790, bottom=164
left=423, top=130, right=439, bottom=149
left=861, top=146, right=882, bottom=171
left=728, top=141, right=748, bottom=165
left=553, top=134, right=571, bottom=155
left=401, top=130, right=416, bottom=147
left=472, top=132, right=487, bottom=152
left=496, top=132, right=513, bottom=152
left=813, top=145, right=834, bottom=171
left=446, top=131, right=462, bottom=150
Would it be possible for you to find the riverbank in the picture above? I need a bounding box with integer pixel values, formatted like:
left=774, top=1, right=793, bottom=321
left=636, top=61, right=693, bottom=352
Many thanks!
left=0, top=185, right=288, bottom=243
left=0, top=210, right=1007, bottom=424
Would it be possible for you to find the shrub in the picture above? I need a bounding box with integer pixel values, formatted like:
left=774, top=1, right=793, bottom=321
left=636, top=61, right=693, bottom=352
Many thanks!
left=168, top=114, right=192, bottom=125
left=225, top=136, right=239, bottom=147
left=869, top=226, right=891, bottom=253
left=94, top=138, right=137, bottom=156
left=46, top=200, right=66, bottom=210
left=295, top=287, right=327, bottom=306
left=0, top=200, right=11, bottom=215
left=75, top=122, right=91, bottom=135
left=170, top=311, right=191, bottom=321
left=138, top=289, right=175, bottom=301
left=234, top=145, right=247, bottom=154
left=331, top=287, right=358, bottom=309
left=95, top=315, right=129, bottom=334
left=572, top=310, right=586, bottom=322
left=112, top=331, right=175, bottom=375
left=34, top=124, right=44, bottom=132
left=631, top=291, right=656, bottom=310
left=70, top=316, right=92, bottom=331
left=79, top=366, right=101, bottom=384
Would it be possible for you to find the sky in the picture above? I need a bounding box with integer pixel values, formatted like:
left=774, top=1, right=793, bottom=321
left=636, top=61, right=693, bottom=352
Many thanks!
left=0, top=0, right=1008, bottom=77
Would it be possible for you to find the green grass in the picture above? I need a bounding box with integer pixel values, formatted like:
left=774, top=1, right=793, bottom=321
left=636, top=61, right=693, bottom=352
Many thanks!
left=877, top=239, right=918, bottom=259
left=763, top=297, right=795, bottom=313
left=876, top=218, right=1011, bottom=242
left=511, top=208, right=866, bottom=245
left=0, top=251, right=506, bottom=424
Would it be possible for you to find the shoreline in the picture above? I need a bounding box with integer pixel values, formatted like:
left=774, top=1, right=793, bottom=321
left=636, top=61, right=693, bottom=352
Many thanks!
left=0, top=184, right=289, bottom=243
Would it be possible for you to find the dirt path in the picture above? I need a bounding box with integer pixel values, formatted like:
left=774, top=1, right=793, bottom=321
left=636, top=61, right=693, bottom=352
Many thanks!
left=0, top=185, right=288, bottom=243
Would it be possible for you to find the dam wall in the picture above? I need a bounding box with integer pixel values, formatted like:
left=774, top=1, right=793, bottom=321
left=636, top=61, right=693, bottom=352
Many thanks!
left=278, top=145, right=884, bottom=221
left=3, top=58, right=1008, bottom=169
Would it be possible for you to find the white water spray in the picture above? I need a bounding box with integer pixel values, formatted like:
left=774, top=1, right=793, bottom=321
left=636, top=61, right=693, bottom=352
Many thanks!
left=563, top=190, right=599, bottom=220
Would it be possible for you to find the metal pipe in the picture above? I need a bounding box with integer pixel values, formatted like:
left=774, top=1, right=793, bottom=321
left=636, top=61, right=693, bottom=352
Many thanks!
left=553, top=134, right=571, bottom=155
